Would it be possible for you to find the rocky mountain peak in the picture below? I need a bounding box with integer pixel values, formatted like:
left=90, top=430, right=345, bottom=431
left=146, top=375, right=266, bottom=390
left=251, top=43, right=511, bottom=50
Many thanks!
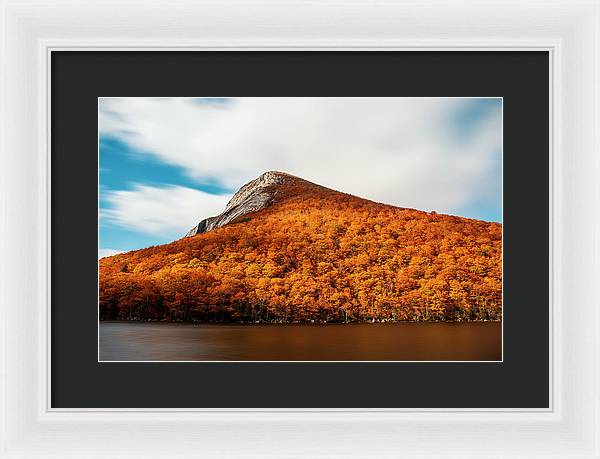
left=184, top=171, right=298, bottom=237
left=223, top=171, right=292, bottom=212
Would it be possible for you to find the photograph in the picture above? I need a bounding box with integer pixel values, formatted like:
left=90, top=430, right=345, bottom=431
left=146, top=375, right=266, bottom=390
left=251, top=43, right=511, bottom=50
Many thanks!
left=98, top=97, right=502, bottom=361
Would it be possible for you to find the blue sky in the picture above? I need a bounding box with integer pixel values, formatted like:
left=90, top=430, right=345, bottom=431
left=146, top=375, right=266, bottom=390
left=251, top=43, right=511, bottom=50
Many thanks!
left=99, top=97, right=502, bottom=258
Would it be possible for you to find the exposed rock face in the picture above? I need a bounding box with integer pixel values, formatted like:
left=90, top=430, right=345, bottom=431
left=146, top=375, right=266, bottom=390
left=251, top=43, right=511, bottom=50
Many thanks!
left=184, top=171, right=293, bottom=237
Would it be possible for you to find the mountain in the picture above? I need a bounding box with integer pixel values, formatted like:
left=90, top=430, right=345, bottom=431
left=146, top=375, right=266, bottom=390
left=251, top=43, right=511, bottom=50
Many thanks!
left=185, top=171, right=312, bottom=237
left=100, top=171, right=502, bottom=323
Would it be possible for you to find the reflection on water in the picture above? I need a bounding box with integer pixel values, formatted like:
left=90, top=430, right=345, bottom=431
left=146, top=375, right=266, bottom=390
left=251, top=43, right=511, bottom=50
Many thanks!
left=99, top=322, right=501, bottom=361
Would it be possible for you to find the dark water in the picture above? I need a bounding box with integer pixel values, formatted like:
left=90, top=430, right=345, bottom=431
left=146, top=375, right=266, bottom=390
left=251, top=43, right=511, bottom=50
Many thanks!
left=99, top=321, right=501, bottom=361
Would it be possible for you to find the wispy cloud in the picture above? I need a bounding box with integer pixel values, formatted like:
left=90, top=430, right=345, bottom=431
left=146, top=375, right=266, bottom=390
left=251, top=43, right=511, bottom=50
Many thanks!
left=99, top=97, right=501, bottom=220
left=102, top=184, right=231, bottom=238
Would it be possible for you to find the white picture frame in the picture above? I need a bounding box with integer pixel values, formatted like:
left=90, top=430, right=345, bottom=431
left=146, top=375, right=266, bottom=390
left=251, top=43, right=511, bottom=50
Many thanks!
left=1, top=0, right=598, bottom=457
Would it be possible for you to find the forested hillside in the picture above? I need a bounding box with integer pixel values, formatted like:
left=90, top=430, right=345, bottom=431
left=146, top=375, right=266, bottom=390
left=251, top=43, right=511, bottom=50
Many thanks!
left=100, top=173, right=502, bottom=323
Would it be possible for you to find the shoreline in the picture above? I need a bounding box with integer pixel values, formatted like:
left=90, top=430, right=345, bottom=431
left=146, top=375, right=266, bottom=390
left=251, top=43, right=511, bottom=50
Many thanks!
left=99, top=319, right=502, bottom=325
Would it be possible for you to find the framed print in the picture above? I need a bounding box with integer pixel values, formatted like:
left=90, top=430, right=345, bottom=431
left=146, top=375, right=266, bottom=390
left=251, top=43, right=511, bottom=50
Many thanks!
left=1, top=1, right=599, bottom=458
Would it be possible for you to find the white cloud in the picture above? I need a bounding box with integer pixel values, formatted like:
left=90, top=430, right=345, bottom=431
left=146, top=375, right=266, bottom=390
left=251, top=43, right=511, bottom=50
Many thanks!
left=99, top=97, right=501, bottom=217
left=98, top=248, right=125, bottom=259
left=102, top=184, right=232, bottom=237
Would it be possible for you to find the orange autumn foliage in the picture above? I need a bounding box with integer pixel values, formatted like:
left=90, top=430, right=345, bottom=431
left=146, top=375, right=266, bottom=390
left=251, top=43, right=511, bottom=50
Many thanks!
left=100, top=179, right=502, bottom=323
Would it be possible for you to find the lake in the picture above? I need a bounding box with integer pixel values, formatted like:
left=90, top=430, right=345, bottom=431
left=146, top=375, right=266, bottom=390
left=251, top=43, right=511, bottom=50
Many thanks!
left=99, top=321, right=501, bottom=361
